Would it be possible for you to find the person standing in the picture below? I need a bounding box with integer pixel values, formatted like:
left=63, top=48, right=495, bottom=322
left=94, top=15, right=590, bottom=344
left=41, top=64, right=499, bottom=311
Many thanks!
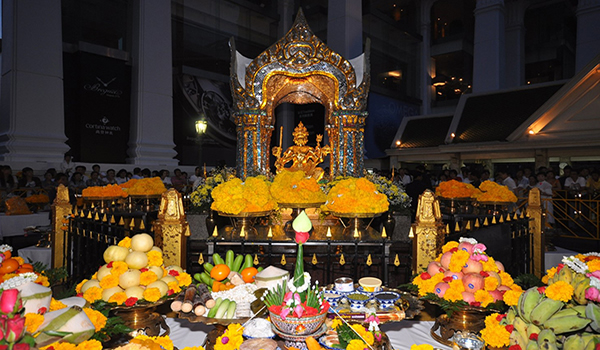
left=535, top=172, right=555, bottom=225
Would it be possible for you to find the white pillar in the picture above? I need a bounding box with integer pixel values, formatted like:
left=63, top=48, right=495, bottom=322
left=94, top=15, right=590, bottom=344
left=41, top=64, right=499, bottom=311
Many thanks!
left=576, top=0, right=600, bottom=72
left=0, top=0, right=69, bottom=163
left=473, top=0, right=506, bottom=93
left=420, top=0, right=435, bottom=115
left=504, top=0, right=526, bottom=88
left=127, top=0, right=178, bottom=165
left=327, top=0, right=363, bottom=59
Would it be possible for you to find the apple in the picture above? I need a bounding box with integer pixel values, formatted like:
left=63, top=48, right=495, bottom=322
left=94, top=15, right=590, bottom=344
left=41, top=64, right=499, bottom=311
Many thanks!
left=462, top=259, right=483, bottom=274
left=440, top=252, right=453, bottom=270
left=458, top=241, right=474, bottom=254
left=434, top=282, right=450, bottom=298
left=495, top=260, right=505, bottom=272
left=427, top=261, right=445, bottom=276
left=462, top=291, right=475, bottom=303
left=489, top=290, right=504, bottom=302
left=444, top=270, right=463, bottom=281
left=462, top=273, right=484, bottom=292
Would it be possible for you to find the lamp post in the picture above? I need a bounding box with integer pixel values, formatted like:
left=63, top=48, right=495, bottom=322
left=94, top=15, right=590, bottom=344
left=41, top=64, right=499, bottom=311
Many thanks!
left=195, top=116, right=208, bottom=165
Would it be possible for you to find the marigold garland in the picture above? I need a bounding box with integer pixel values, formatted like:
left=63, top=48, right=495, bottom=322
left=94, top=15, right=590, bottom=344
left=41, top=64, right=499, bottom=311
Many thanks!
left=321, top=177, right=389, bottom=214
left=82, top=184, right=128, bottom=198
left=480, top=313, right=510, bottom=348
left=503, top=290, right=522, bottom=306
left=25, top=193, right=49, bottom=203
left=214, top=324, right=244, bottom=350
left=347, top=339, right=370, bottom=350
left=474, top=180, right=518, bottom=202
left=143, top=287, right=162, bottom=302
left=84, top=307, right=107, bottom=332
left=270, top=170, right=326, bottom=204
left=435, top=180, right=478, bottom=198
left=125, top=177, right=167, bottom=196
left=147, top=250, right=163, bottom=267
left=50, top=298, right=67, bottom=311
left=211, top=176, right=277, bottom=214
left=545, top=280, right=573, bottom=302
left=24, top=312, right=44, bottom=333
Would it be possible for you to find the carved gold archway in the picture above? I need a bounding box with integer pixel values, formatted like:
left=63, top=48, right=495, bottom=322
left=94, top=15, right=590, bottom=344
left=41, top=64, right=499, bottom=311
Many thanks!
left=229, top=9, right=370, bottom=178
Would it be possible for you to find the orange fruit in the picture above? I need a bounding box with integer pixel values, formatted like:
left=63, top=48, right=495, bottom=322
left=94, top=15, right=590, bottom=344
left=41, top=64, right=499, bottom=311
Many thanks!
left=16, top=267, right=33, bottom=274
left=21, top=263, right=33, bottom=270
left=241, top=267, right=258, bottom=283
left=210, top=264, right=230, bottom=282
left=2, top=251, right=11, bottom=259
left=0, top=259, right=20, bottom=274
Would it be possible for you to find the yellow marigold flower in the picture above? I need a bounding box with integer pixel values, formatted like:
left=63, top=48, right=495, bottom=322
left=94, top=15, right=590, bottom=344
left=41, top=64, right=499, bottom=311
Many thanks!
left=111, top=261, right=128, bottom=276
left=36, top=274, right=50, bottom=287
left=322, top=177, right=389, bottom=214
left=41, top=343, right=76, bottom=350
left=410, top=345, right=434, bottom=350
left=331, top=318, right=342, bottom=330
left=99, top=274, right=119, bottom=289
left=50, top=298, right=67, bottom=311
left=118, top=237, right=132, bottom=249
left=588, top=260, right=600, bottom=272
left=347, top=339, right=370, bottom=350
left=139, top=270, right=158, bottom=286
left=91, top=272, right=98, bottom=280
left=435, top=253, right=442, bottom=262
left=143, top=287, right=162, bottom=302
left=442, top=241, right=459, bottom=253
left=25, top=312, right=44, bottom=333
left=449, top=250, right=470, bottom=272
left=413, top=273, right=445, bottom=296
left=498, top=272, right=514, bottom=287
left=108, top=292, right=128, bottom=305
left=75, top=339, right=103, bottom=350
left=13, top=256, right=24, bottom=265
left=83, top=286, right=103, bottom=304
left=168, top=281, right=181, bottom=294
left=443, top=287, right=464, bottom=302
left=176, top=272, right=192, bottom=286
left=480, top=316, right=510, bottom=348
left=482, top=256, right=499, bottom=272
left=503, top=290, right=522, bottom=306
left=75, top=279, right=88, bottom=294
left=147, top=250, right=163, bottom=267
left=181, top=347, right=206, bottom=350
left=484, top=277, right=499, bottom=291
left=510, top=284, right=523, bottom=292
left=474, top=290, right=494, bottom=307
left=215, top=325, right=243, bottom=350
left=270, top=170, right=326, bottom=204
left=541, top=275, right=549, bottom=284
left=84, top=307, right=107, bottom=332
left=545, top=280, right=573, bottom=302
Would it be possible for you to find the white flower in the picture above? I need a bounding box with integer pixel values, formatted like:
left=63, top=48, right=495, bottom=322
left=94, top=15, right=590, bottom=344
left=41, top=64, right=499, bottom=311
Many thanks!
left=0, top=245, right=13, bottom=253
left=0, top=272, right=38, bottom=290
left=458, top=237, right=478, bottom=245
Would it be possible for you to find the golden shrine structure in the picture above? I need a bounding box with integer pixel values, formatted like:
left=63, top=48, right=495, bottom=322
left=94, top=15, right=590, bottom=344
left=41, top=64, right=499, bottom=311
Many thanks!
left=229, top=9, right=370, bottom=178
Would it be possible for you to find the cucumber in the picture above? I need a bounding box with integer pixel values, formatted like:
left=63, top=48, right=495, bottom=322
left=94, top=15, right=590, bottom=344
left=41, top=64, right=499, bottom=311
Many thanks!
left=213, top=253, right=225, bottom=265
left=225, top=250, right=235, bottom=269
left=207, top=298, right=223, bottom=318
left=203, top=262, right=214, bottom=274
left=257, top=267, right=264, bottom=272
left=214, top=299, right=230, bottom=319
left=193, top=273, right=203, bottom=283
left=226, top=301, right=237, bottom=319
left=199, top=272, right=213, bottom=287
left=232, top=255, right=244, bottom=272
left=241, top=254, right=253, bottom=270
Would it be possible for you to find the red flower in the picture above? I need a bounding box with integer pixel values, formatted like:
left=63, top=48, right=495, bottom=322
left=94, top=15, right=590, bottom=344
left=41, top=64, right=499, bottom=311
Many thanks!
left=479, top=271, right=489, bottom=277
left=295, top=231, right=309, bottom=244
left=529, top=333, right=538, bottom=341
left=505, top=325, right=514, bottom=333
left=268, top=305, right=283, bottom=315
left=420, top=272, right=431, bottom=280
left=537, top=286, right=546, bottom=294
left=443, top=276, right=453, bottom=283
left=469, top=302, right=481, bottom=307
left=140, top=268, right=149, bottom=273
left=169, top=270, right=180, bottom=277
left=0, top=289, right=19, bottom=314
left=450, top=247, right=459, bottom=252
left=167, top=289, right=174, bottom=296
left=125, top=297, right=138, bottom=307
left=556, top=263, right=564, bottom=274
left=509, top=345, right=522, bottom=350
left=496, top=314, right=506, bottom=322
left=107, top=262, right=113, bottom=268
left=38, top=307, right=48, bottom=314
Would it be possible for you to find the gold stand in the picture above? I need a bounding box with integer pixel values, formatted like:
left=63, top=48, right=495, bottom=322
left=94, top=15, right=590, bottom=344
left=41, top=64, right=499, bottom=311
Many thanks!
left=51, top=185, right=72, bottom=269
left=411, top=190, right=445, bottom=274
left=153, top=189, right=190, bottom=269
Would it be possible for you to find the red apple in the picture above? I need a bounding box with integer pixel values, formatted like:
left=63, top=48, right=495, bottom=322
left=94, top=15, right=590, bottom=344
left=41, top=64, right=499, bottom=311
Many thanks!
left=434, top=282, right=450, bottom=298
left=497, top=285, right=511, bottom=292
left=462, top=259, right=483, bottom=274
left=444, top=270, right=463, bottom=281
left=463, top=273, right=484, bottom=292
left=458, top=241, right=474, bottom=254
left=440, top=252, right=453, bottom=269
left=489, top=289, right=504, bottom=302
left=495, top=260, right=505, bottom=272
left=462, top=291, right=475, bottom=303
left=487, top=271, right=502, bottom=285
left=427, top=261, right=445, bottom=276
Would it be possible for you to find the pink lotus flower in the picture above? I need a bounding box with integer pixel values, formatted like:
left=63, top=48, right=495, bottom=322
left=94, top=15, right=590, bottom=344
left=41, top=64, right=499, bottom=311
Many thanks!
left=0, top=290, right=19, bottom=315
left=280, top=307, right=290, bottom=320
left=294, top=304, right=304, bottom=317
left=587, top=271, right=600, bottom=279
left=586, top=287, right=600, bottom=302
left=295, top=231, right=309, bottom=244
left=473, top=243, right=487, bottom=254
left=471, top=254, right=488, bottom=262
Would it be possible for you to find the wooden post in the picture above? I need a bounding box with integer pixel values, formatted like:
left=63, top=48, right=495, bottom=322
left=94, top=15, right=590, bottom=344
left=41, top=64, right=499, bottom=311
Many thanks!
left=153, top=189, right=190, bottom=268
left=528, top=188, right=545, bottom=277
left=412, top=190, right=445, bottom=274
left=51, top=185, right=72, bottom=269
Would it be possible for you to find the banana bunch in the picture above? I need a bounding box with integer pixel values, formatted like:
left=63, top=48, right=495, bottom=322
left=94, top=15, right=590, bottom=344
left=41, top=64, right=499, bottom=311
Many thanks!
left=547, top=267, right=590, bottom=305
left=509, top=287, right=593, bottom=349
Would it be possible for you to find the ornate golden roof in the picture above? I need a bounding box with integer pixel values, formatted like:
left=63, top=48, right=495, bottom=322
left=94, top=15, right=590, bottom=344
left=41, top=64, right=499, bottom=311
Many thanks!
left=229, top=8, right=370, bottom=120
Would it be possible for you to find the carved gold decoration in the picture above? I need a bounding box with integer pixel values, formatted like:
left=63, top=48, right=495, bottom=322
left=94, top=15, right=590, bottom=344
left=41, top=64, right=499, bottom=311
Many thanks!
left=412, top=190, right=445, bottom=274
left=394, top=254, right=400, bottom=267
left=254, top=254, right=259, bottom=265
left=528, top=188, right=544, bottom=277
left=312, top=253, right=318, bottom=265
left=272, top=122, right=331, bottom=180
left=153, top=189, right=190, bottom=269
left=229, top=9, right=370, bottom=178
left=198, top=253, right=204, bottom=265
left=51, top=185, right=72, bottom=269
left=281, top=254, right=287, bottom=266
left=339, top=254, right=346, bottom=265
left=366, top=254, right=372, bottom=266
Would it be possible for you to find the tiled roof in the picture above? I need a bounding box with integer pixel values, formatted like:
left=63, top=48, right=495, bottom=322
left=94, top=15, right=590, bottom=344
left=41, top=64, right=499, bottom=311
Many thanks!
left=453, top=83, right=564, bottom=143
left=400, top=115, right=453, bottom=148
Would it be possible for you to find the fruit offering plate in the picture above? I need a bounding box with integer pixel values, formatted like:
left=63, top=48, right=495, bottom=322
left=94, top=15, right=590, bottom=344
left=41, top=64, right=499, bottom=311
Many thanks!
left=217, top=210, right=272, bottom=218
left=331, top=212, right=385, bottom=219
left=111, top=294, right=175, bottom=312
left=318, top=325, right=392, bottom=350
left=322, top=285, right=424, bottom=323
left=178, top=312, right=250, bottom=326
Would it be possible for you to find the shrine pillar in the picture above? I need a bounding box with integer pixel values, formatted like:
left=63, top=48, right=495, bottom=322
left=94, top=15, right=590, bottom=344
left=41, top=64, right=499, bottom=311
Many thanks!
left=153, top=189, right=190, bottom=268
left=235, top=111, right=274, bottom=180
left=328, top=112, right=367, bottom=177
left=411, top=190, right=445, bottom=274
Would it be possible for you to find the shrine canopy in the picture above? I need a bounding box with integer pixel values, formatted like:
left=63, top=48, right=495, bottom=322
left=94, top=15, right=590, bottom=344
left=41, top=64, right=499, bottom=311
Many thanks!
left=229, top=9, right=371, bottom=179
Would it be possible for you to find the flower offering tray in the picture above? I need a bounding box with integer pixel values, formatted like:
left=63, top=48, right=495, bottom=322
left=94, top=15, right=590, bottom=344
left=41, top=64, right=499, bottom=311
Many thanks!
left=322, top=285, right=423, bottom=323
left=217, top=210, right=272, bottom=218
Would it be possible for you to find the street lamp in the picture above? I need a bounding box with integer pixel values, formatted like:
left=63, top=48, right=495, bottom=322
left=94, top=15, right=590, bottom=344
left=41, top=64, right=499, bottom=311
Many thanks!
left=195, top=118, right=208, bottom=135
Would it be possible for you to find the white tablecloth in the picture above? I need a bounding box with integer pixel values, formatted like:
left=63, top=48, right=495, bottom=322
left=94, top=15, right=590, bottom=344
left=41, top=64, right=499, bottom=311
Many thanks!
left=545, top=246, right=578, bottom=271
left=18, top=245, right=52, bottom=267
left=165, top=318, right=451, bottom=350
left=0, top=212, right=50, bottom=239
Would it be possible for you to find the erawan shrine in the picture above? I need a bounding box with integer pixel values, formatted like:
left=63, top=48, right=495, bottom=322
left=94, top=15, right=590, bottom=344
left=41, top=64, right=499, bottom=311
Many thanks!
left=2, top=4, right=600, bottom=350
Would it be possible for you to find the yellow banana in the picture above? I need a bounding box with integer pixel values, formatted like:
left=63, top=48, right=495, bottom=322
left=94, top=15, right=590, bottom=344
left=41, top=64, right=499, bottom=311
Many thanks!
left=530, top=298, right=563, bottom=326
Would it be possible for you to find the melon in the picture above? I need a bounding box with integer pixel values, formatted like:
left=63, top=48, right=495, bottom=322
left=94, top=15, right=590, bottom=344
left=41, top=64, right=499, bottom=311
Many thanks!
left=96, top=264, right=112, bottom=281
left=125, top=286, right=145, bottom=300
left=119, top=269, right=141, bottom=289
left=146, top=280, right=168, bottom=296
left=103, top=245, right=129, bottom=263
left=166, top=265, right=183, bottom=274
left=125, top=251, right=148, bottom=269
left=130, top=233, right=154, bottom=252
left=80, top=279, right=100, bottom=293
left=161, top=275, right=177, bottom=285
left=150, top=246, right=162, bottom=254
left=148, top=266, right=164, bottom=279
left=101, top=286, right=124, bottom=302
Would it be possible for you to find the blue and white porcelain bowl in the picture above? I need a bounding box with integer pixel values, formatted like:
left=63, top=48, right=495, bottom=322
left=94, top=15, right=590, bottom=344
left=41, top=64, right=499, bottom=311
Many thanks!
left=345, top=291, right=371, bottom=311
left=374, top=291, right=400, bottom=309
left=321, top=290, right=343, bottom=308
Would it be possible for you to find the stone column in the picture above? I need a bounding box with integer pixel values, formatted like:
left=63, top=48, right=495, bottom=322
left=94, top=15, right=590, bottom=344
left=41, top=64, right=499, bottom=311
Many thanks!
left=576, top=0, right=600, bottom=72
left=127, top=0, right=178, bottom=165
left=0, top=0, right=69, bottom=164
left=327, top=0, right=363, bottom=59
left=473, top=0, right=506, bottom=93
left=504, top=0, right=526, bottom=88
left=420, top=0, right=435, bottom=115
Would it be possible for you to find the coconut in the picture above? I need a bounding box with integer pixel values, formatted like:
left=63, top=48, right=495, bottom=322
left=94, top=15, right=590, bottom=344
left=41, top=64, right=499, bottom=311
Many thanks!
left=16, top=281, right=52, bottom=315
left=35, top=306, right=95, bottom=345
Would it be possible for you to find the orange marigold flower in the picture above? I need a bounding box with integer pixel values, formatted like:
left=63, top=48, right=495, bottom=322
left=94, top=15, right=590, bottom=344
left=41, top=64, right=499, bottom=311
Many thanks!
left=143, top=287, right=162, bottom=302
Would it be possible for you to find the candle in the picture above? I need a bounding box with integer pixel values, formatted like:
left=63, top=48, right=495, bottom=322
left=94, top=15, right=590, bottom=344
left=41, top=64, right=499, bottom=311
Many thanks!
left=326, top=227, right=332, bottom=238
